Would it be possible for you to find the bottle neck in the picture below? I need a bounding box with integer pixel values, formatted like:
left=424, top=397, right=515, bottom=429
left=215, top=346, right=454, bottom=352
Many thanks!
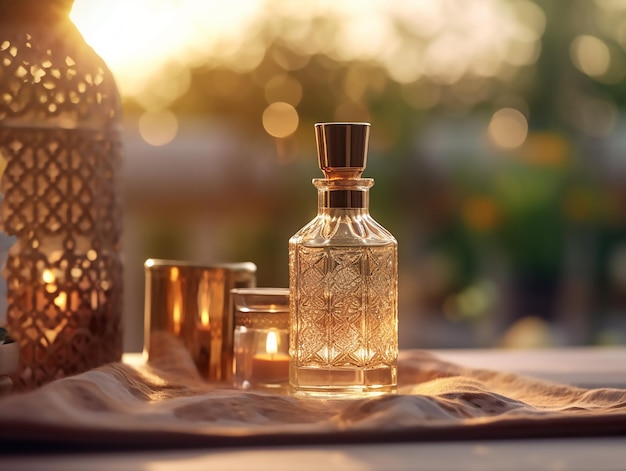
left=313, top=178, right=373, bottom=211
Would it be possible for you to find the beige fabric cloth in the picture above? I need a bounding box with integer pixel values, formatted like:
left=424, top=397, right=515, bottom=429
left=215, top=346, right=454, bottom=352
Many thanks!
left=1, top=335, right=625, bottom=450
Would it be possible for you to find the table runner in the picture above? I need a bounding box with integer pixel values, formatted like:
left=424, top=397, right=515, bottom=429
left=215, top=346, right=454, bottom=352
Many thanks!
left=1, top=334, right=625, bottom=451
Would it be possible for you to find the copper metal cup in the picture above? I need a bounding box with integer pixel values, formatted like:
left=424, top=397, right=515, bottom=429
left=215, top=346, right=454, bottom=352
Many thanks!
left=144, top=259, right=256, bottom=381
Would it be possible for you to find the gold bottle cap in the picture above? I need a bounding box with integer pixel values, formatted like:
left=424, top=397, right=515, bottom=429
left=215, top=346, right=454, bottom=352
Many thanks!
left=315, top=122, right=370, bottom=179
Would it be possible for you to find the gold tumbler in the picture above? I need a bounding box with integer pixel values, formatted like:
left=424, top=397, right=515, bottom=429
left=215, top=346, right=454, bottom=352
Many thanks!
left=144, top=259, right=256, bottom=381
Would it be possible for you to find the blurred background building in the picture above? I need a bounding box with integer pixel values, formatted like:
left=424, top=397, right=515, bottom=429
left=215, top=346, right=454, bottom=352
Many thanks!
left=69, top=0, right=626, bottom=352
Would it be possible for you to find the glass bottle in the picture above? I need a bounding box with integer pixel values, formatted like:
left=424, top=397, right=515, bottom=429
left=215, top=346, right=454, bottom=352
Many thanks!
left=0, top=0, right=123, bottom=390
left=289, top=122, right=398, bottom=397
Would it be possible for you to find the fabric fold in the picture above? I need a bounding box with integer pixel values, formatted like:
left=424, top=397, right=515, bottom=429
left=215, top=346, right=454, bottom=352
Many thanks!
left=1, top=340, right=625, bottom=450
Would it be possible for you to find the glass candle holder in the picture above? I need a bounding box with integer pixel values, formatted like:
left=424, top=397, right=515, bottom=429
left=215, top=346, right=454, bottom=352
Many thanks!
left=144, top=260, right=256, bottom=382
left=232, top=288, right=290, bottom=390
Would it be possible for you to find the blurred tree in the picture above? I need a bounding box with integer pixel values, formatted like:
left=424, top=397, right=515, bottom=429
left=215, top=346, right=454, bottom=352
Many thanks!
left=72, top=0, right=626, bottom=346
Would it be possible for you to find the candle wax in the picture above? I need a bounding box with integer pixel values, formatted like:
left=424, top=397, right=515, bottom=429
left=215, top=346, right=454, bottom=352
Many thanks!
left=197, top=325, right=211, bottom=346
left=196, top=325, right=212, bottom=375
left=251, top=353, right=290, bottom=384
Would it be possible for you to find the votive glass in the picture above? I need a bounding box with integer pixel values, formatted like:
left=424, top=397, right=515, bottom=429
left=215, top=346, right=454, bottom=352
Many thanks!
left=232, top=288, right=290, bottom=390
left=144, top=259, right=256, bottom=382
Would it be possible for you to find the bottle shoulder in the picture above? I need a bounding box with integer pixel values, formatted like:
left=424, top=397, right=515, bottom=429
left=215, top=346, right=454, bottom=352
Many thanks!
left=289, top=211, right=397, bottom=247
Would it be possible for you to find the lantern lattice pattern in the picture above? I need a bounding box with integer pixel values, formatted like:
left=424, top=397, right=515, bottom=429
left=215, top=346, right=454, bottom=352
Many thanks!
left=0, top=2, right=123, bottom=390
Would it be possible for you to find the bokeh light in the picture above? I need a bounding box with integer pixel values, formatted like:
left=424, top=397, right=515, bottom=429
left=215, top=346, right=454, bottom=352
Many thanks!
left=262, top=102, right=299, bottom=138
left=487, top=108, right=528, bottom=149
left=64, top=0, right=626, bottom=350
left=570, top=35, right=611, bottom=78
left=138, top=110, right=179, bottom=146
left=71, top=0, right=546, bottom=109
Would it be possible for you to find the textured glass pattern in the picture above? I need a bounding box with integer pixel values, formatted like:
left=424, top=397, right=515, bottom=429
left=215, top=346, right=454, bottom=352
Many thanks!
left=290, top=245, right=397, bottom=367
left=0, top=12, right=123, bottom=390
left=289, top=178, right=398, bottom=396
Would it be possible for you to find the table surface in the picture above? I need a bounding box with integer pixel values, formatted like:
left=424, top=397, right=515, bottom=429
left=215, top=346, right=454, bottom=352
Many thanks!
left=4, top=347, right=626, bottom=470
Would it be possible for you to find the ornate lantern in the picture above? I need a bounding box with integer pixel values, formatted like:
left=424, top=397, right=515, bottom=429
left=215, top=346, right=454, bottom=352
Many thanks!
left=0, top=0, right=123, bottom=389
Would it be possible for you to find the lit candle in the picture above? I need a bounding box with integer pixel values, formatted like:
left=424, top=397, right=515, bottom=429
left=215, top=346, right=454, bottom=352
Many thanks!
left=251, top=330, right=289, bottom=384
left=231, top=287, right=290, bottom=390
left=195, top=305, right=212, bottom=375
left=169, top=267, right=182, bottom=335
left=53, top=291, right=67, bottom=311
left=36, top=269, right=64, bottom=313
left=198, top=308, right=211, bottom=339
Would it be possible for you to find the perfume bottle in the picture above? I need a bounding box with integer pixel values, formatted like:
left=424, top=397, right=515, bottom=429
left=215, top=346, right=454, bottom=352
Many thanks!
left=289, top=122, right=398, bottom=396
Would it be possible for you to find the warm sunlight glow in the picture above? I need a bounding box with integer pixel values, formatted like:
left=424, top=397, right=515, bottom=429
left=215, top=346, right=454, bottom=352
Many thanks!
left=265, top=330, right=278, bottom=355
left=70, top=0, right=265, bottom=99
left=70, top=0, right=545, bottom=108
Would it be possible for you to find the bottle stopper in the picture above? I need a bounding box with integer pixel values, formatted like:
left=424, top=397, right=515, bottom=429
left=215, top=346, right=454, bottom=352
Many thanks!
left=315, top=122, right=370, bottom=179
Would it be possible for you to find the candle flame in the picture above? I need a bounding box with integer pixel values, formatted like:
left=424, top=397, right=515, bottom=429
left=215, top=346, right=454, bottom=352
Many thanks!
left=53, top=292, right=67, bottom=310
left=173, top=301, right=181, bottom=335
left=201, top=308, right=209, bottom=326
left=42, top=269, right=55, bottom=284
left=266, top=330, right=278, bottom=355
